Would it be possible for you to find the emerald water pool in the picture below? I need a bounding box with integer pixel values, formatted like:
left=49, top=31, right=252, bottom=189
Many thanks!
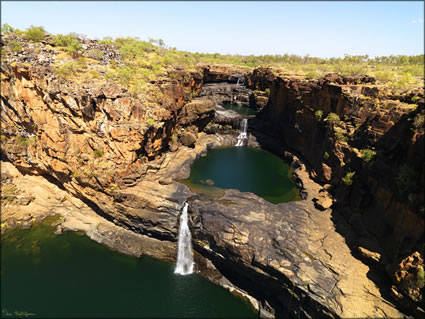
left=182, top=147, right=300, bottom=204
left=1, top=217, right=257, bottom=318
left=221, top=103, right=257, bottom=116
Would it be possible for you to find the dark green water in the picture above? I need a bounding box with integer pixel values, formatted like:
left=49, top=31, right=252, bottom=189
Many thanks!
left=221, top=103, right=257, bottom=116
left=183, top=147, right=300, bottom=204
left=1, top=217, right=257, bottom=318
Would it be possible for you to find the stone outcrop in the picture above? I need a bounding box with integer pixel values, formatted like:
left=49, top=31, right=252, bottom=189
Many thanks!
left=199, top=82, right=252, bottom=106
left=189, top=171, right=404, bottom=318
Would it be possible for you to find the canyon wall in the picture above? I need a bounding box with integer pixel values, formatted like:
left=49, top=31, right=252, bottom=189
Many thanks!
left=247, top=68, right=424, bottom=315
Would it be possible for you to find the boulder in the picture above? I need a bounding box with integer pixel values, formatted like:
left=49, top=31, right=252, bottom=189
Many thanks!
left=179, top=99, right=215, bottom=129
left=358, top=246, right=381, bottom=264
left=313, top=192, right=333, bottom=210
left=180, top=131, right=197, bottom=147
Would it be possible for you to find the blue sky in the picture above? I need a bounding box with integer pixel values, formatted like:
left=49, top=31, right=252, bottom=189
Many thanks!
left=1, top=1, right=424, bottom=58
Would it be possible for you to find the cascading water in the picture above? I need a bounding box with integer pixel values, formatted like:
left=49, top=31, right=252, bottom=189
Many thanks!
left=235, top=118, right=248, bottom=147
left=174, top=203, right=194, bottom=275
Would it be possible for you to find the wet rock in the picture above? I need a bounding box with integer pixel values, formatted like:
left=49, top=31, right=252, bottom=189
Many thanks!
left=54, top=225, right=63, bottom=235
left=21, top=220, right=32, bottom=229
left=201, top=179, right=214, bottom=185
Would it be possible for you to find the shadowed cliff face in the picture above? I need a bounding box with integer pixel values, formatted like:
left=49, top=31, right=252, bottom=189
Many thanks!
left=248, top=69, right=424, bottom=260
left=246, top=68, right=424, bottom=316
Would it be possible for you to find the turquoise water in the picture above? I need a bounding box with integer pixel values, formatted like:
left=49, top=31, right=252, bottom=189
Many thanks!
left=1, top=217, right=258, bottom=318
left=182, top=147, right=300, bottom=204
left=221, top=103, right=257, bottom=116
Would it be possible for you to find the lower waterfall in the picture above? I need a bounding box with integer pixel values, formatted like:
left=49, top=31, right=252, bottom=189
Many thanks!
left=174, top=203, right=194, bottom=275
left=236, top=118, right=248, bottom=147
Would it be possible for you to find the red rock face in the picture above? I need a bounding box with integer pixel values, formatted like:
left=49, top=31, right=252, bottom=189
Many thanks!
left=0, top=57, right=213, bottom=220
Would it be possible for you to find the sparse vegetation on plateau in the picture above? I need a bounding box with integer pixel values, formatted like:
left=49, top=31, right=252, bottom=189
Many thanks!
left=2, top=24, right=424, bottom=91
left=53, top=33, right=82, bottom=56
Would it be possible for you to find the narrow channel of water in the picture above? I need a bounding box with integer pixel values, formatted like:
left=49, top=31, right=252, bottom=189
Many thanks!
left=1, top=217, right=257, bottom=318
left=182, top=147, right=300, bottom=204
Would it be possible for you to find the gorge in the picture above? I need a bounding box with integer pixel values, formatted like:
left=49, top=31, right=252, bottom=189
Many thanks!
left=1, top=30, right=424, bottom=319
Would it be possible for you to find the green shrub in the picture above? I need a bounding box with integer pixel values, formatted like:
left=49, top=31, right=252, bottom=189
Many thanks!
left=17, top=135, right=37, bottom=147
left=265, top=88, right=271, bottom=95
left=335, top=131, right=348, bottom=142
left=315, top=110, right=323, bottom=121
left=55, top=62, right=77, bottom=79
left=396, top=164, right=418, bottom=196
left=1, top=23, right=14, bottom=34
left=361, top=149, right=375, bottom=163
left=306, top=71, right=318, bottom=80
left=88, top=49, right=104, bottom=60
left=325, top=113, right=340, bottom=123
left=411, top=95, right=420, bottom=103
left=374, top=70, right=393, bottom=83
left=24, top=25, right=45, bottom=42
left=64, top=41, right=82, bottom=56
left=53, top=34, right=75, bottom=47
left=99, top=36, right=114, bottom=45
left=342, top=172, right=355, bottom=186
left=146, top=119, right=155, bottom=127
left=92, top=149, right=104, bottom=158
left=53, top=34, right=82, bottom=56
left=323, top=151, right=329, bottom=160
left=389, top=73, right=414, bottom=90
left=7, top=40, right=22, bottom=53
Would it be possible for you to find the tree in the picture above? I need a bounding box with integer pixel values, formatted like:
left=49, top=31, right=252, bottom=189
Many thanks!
left=24, top=25, right=45, bottom=42
left=1, top=23, right=14, bottom=34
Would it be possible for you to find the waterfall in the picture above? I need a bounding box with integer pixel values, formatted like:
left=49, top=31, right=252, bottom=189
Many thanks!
left=235, top=118, right=248, bottom=147
left=174, top=203, right=194, bottom=275
left=236, top=77, right=240, bottom=85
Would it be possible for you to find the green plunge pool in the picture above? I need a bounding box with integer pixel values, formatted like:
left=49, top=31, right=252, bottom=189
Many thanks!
left=221, top=103, right=257, bottom=116
left=1, top=217, right=257, bottom=318
left=182, top=147, right=300, bottom=204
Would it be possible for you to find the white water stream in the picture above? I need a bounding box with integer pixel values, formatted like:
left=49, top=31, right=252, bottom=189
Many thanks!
left=174, top=203, right=194, bottom=275
left=235, top=118, right=248, bottom=147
